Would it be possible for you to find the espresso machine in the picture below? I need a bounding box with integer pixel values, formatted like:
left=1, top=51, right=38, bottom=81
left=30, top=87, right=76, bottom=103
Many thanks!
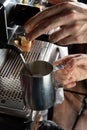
left=0, top=0, right=64, bottom=129
left=0, top=0, right=41, bottom=68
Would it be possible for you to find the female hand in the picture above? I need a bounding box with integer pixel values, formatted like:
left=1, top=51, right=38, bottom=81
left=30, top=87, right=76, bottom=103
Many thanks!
left=53, top=54, right=87, bottom=88
left=24, top=1, right=87, bottom=46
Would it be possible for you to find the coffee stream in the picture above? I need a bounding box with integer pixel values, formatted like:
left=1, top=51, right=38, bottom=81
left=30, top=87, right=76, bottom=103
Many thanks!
left=20, top=53, right=32, bottom=75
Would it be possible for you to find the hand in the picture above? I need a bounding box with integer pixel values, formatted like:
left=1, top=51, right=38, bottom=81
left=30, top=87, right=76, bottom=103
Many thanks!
left=53, top=54, right=87, bottom=88
left=48, top=0, right=72, bottom=4
left=24, top=1, right=87, bottom=46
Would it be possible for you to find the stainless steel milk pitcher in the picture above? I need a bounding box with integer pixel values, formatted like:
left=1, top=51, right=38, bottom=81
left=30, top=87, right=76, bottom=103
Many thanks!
left=20, top=60, right=55, bottom=111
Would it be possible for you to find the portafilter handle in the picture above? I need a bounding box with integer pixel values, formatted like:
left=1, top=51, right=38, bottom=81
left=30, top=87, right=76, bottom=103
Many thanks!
left=0, top=43, right=22, bottom=55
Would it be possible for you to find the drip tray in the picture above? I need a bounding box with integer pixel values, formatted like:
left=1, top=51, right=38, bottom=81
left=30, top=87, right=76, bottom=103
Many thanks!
left=0, top=76, right=26, bottom=117
left=0, top=40, right=59, bottom=118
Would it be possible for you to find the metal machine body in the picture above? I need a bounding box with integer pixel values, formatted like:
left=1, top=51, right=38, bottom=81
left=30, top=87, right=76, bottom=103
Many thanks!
left=0, top=0, right=60, bottom=118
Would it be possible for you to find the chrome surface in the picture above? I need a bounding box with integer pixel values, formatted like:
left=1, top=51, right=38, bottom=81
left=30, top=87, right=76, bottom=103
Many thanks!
left=0, top=34, right=59, bottom=117
left=0, top=49, right=8, bottom=69
left=20, top=61, right=55, bottom=110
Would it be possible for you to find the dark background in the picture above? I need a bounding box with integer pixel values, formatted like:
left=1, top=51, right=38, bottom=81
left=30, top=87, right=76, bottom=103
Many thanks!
left=78, top=0, right=87, bottom=4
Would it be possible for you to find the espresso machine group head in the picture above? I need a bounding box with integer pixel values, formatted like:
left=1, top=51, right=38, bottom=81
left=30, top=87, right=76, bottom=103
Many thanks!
left=0, top=0, right=40, bottom=54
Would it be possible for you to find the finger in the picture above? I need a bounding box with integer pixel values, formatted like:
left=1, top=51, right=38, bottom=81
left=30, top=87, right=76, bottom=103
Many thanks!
left=68, top=1, right=87, bottom=13
left=55, top=74, right=75, bottom=87
left=64, top=75, right=76, bottom=85
left=48, top=0, right=77, bottom=5
left=26, top=11, right=76, bottom=41
left=64, top=54, right=83, bottom=70
left=55, top=34, right=84, bottom=45
left=24, top=2, right=68, bottom=32
left=24, top=1, right=86, bottom=33
left=26, top=8, right=86, bottom=41
left=64, top=59, right=76, bottom=71
left=64, top=81, right=76, bottom=88
left=53, top=58, right=69, bottom=66
left=53, top=54, right=81, bottom=66
left=48, top=0, right=72, bottom=5
left=56, top=28, right=87, bottom=45
left=68, top=54, right=87, bottom=66
left=49, top=21, right=83, bottom=43
left=54, top=69, right=74, bottom=82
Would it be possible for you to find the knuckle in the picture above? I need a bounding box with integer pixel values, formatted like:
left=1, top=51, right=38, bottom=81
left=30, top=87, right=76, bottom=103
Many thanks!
left=74, top=35, right=82, bottom=43
left=69, top=11, right=77, bottom=20
left=62, top=2, right=71, bottom=8
left=59, top=2, right=71, bottom=10
left=73, top=22, right=80, bottom=32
